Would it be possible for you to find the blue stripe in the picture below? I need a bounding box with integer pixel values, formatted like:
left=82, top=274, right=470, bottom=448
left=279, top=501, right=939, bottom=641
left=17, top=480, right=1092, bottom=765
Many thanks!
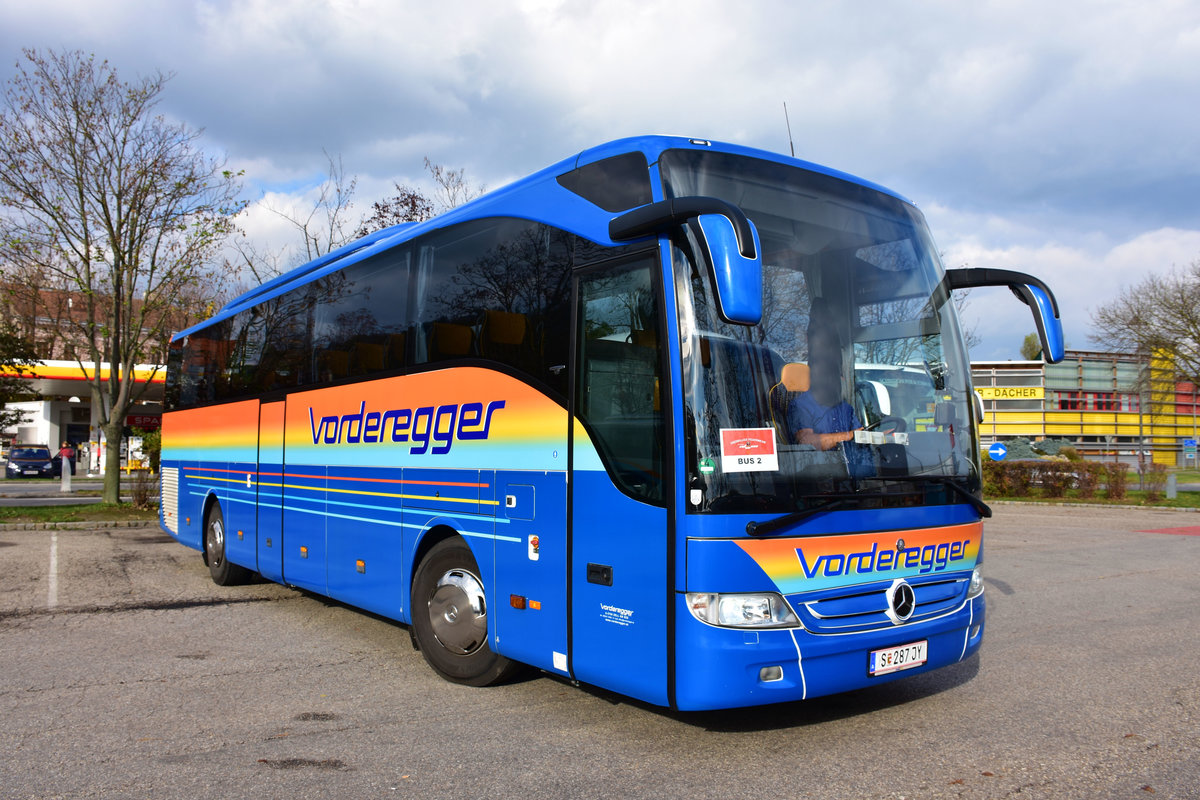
left=186, top=486, right=518, bottom=542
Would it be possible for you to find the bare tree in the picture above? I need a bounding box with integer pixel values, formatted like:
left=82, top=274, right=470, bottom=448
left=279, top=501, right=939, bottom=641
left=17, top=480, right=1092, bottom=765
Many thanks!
left=280, top=150, right=358, bottom=263
left=228, top=151, right=357, bottom=289
left=424, top=157, right=487, bottom=213
left=355, top=183, right=434, bottom=237
left=236, top=155, right=480, bottom=287
left=1091, top=260, right=1200, bottom=383
left=0, top=49, right=242, bottom=502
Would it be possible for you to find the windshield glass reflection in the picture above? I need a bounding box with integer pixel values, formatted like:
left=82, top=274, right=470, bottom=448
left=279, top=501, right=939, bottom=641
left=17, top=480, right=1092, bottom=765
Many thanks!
left=661, top=149, right=978, bottom=515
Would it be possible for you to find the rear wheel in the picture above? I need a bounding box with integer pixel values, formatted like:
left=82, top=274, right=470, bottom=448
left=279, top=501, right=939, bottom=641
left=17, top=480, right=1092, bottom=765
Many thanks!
left=412, top=537, right=521, bottom=686
left=204, top=503, right=251, bottom=586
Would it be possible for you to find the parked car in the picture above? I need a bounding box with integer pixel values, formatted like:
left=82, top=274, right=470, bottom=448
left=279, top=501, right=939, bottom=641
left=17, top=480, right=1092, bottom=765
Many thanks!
left=5, top=445, right=58, bottom=478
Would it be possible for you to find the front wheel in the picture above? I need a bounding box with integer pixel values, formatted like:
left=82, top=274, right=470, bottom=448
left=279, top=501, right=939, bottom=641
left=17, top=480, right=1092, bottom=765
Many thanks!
left=204, top=503, right=251, bottom=586
left=411, top=537, right=522, bottom=686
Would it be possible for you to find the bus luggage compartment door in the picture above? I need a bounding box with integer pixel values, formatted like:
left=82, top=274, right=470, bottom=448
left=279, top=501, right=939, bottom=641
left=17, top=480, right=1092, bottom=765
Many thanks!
left=491, top=470, right=568, bottom=675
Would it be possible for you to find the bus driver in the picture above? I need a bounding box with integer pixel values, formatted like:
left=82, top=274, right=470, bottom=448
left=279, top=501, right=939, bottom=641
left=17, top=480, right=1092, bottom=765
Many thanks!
left=791, top=304, right=862, bottom=451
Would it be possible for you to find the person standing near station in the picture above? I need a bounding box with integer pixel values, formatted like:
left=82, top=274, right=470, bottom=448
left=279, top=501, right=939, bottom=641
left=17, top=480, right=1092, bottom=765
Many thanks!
left=59, top=441, right=76, bottom=475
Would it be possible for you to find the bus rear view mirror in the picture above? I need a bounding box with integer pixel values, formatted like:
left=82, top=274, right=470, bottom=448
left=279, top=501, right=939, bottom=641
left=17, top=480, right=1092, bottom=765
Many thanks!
left=944, top=267, right=1065, bottom=363
left=695, top=213, right=763, bottom=325
left=610, top=195, right=763, bottom=326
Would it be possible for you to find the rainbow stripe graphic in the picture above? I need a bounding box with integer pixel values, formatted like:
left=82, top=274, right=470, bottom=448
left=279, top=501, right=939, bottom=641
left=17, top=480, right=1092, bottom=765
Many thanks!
left=736, top=522, right=982, bottom=595
left=162, top=400, right=261, bottom=463
left=285, top=368, right=572, bottom=470
left=163, top=368, right=599, bottom=471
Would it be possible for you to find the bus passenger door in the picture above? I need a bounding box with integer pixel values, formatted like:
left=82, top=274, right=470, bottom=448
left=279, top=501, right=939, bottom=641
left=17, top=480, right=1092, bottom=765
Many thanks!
left=569, top=260, right=671, bottom=707
left=257, top=400, right=285, bottom=583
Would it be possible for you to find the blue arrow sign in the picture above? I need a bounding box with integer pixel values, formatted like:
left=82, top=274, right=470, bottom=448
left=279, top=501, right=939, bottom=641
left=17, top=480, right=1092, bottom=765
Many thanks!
left=988, top=442, right=1008, bottom=461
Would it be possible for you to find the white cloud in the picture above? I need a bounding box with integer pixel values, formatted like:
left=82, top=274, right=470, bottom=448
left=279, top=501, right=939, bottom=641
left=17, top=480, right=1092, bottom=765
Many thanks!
left=4, top=0, right=1200, bottom=354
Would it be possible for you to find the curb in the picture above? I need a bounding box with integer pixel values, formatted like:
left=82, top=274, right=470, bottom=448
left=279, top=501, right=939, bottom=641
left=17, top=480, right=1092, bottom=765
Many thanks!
left=0, top=494, right=106, bottom=500
left=0, top=520, right=161, bottom=531
left=989, top=500, right=1200, bottom=513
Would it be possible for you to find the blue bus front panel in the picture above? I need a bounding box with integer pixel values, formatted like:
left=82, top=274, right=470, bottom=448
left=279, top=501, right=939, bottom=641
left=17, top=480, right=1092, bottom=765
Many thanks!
left=675, top=520, right=985, bottom=710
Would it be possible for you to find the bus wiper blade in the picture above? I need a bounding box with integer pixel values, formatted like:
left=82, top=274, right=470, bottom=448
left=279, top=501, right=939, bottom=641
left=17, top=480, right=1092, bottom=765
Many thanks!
left=929, top=476, right=992, bottom=518
left=868, top=475, right=992, bottom=518
left=746, top=498, right=849, bottom=537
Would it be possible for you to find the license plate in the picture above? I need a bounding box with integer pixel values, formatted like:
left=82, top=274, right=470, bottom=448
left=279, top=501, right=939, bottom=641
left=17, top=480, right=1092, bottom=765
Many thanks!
left=869, top=640, right=928, bottom=676
left=23, top=470, right=38, bottom=476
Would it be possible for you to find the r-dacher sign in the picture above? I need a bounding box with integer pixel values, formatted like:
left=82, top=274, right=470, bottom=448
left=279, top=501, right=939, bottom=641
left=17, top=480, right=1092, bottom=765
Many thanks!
left=975, top=386, right=1045, bottom=400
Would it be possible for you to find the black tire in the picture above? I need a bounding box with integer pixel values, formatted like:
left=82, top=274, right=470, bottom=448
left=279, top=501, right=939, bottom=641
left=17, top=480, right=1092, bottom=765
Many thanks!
left=411, top=537, right=521, bottom=686
left=204, top=502, right=251, bottom=586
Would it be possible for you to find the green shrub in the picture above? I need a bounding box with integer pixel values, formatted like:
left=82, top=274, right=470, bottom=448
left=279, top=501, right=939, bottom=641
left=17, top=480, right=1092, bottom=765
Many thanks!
left=982, top=459, right=1006, bottom=497
left=1058, top=446, right=1082, bottom=462
left=1105, top=462, right=1128, bottom=500
left=1006, top=461, right=1034, bottom=497
left=1075, top=462, right=1104, bottom=498
left=1037, top=463, right=1073, bottom=498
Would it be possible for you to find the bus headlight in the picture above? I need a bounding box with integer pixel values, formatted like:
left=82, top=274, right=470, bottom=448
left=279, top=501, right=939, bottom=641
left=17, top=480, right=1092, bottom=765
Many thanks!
left=967, top=566, right=984, bottom=598
left=686, top=592, right=799, bottom=628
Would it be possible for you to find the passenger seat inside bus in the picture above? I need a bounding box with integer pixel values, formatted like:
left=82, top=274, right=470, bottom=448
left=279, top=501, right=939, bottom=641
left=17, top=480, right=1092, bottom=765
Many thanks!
left=427, top=322, right=474, bottom=361
left=350, top=342, right=386, bottom=374
left=318, top=349, right=351, bottom=379
left=481, top=310, right=527, bottom=367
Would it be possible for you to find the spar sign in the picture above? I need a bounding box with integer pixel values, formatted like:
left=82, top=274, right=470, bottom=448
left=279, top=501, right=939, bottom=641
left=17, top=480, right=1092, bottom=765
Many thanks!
left=720, top=427, right=778, bottom=473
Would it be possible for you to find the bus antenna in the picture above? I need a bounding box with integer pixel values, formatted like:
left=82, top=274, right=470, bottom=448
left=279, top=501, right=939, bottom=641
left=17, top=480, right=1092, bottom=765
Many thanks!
left=783, top=102, right=796, bottom=158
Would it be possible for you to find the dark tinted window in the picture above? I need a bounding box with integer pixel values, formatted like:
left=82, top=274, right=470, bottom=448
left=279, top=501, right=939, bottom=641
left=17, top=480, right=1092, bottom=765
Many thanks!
left=168, top=218, right=582, bottom=409
left=170, top=248, right=412, bottom=408
left=171, top=317, right=236, bottom=408
left=556, top=152, right=653, bottom=212
left=310, top=249, right=412, bottom=383
left=413, top=218, right=574, bottom=397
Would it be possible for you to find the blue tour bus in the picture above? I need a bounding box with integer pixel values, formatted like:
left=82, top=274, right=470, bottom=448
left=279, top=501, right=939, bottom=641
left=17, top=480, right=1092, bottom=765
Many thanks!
left=160, top=136, right=1063, bottom=710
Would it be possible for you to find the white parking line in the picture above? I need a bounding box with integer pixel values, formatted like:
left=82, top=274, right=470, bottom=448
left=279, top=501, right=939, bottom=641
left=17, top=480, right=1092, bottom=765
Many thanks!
left=48, top=532, right=58, bottom=609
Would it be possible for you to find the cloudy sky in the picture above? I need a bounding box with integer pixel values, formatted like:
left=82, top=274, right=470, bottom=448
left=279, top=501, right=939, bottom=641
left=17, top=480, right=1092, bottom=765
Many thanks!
left=3, top=0, right=1199, bottom=360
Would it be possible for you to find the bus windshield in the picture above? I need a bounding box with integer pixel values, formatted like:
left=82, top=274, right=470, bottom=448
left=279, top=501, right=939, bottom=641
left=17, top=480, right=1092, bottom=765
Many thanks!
left=662, top=149, right=978, bottom=515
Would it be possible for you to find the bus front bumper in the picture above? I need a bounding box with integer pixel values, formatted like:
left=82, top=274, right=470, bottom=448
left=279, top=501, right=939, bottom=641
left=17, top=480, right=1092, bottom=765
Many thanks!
left=671, top=591, right=984, bottom=711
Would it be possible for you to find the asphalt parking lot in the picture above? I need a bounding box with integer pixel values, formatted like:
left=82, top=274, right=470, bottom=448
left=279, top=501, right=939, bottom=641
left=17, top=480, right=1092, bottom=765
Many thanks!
left=0, top=504, right=1197, bottom=799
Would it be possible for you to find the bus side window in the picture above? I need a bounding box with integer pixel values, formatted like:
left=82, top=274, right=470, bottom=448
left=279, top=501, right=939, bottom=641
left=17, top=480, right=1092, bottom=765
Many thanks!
left=305, top=247, right=413, bottom=382
left=410, top=218, right=574, bottom=400
left=413, top=226, right=485, bottom=366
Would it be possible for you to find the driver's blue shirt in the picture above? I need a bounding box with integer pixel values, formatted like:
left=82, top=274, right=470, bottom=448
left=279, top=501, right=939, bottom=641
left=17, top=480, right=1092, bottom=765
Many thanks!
left=790, top=392, right=861, bottom=436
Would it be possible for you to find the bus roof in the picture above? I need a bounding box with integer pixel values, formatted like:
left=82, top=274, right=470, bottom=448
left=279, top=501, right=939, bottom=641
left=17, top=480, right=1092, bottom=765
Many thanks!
left=175, top=135, right=909, bottom=341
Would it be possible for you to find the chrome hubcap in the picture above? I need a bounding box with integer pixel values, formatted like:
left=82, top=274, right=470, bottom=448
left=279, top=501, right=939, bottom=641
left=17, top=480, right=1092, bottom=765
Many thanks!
left=428, top=568, right=486, bottom=655
left=207, top=517, right=225, bottom=566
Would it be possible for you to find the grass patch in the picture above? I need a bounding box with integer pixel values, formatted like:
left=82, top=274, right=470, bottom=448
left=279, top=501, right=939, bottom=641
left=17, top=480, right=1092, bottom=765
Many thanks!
left=0, top=503, right=159, bottom=524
